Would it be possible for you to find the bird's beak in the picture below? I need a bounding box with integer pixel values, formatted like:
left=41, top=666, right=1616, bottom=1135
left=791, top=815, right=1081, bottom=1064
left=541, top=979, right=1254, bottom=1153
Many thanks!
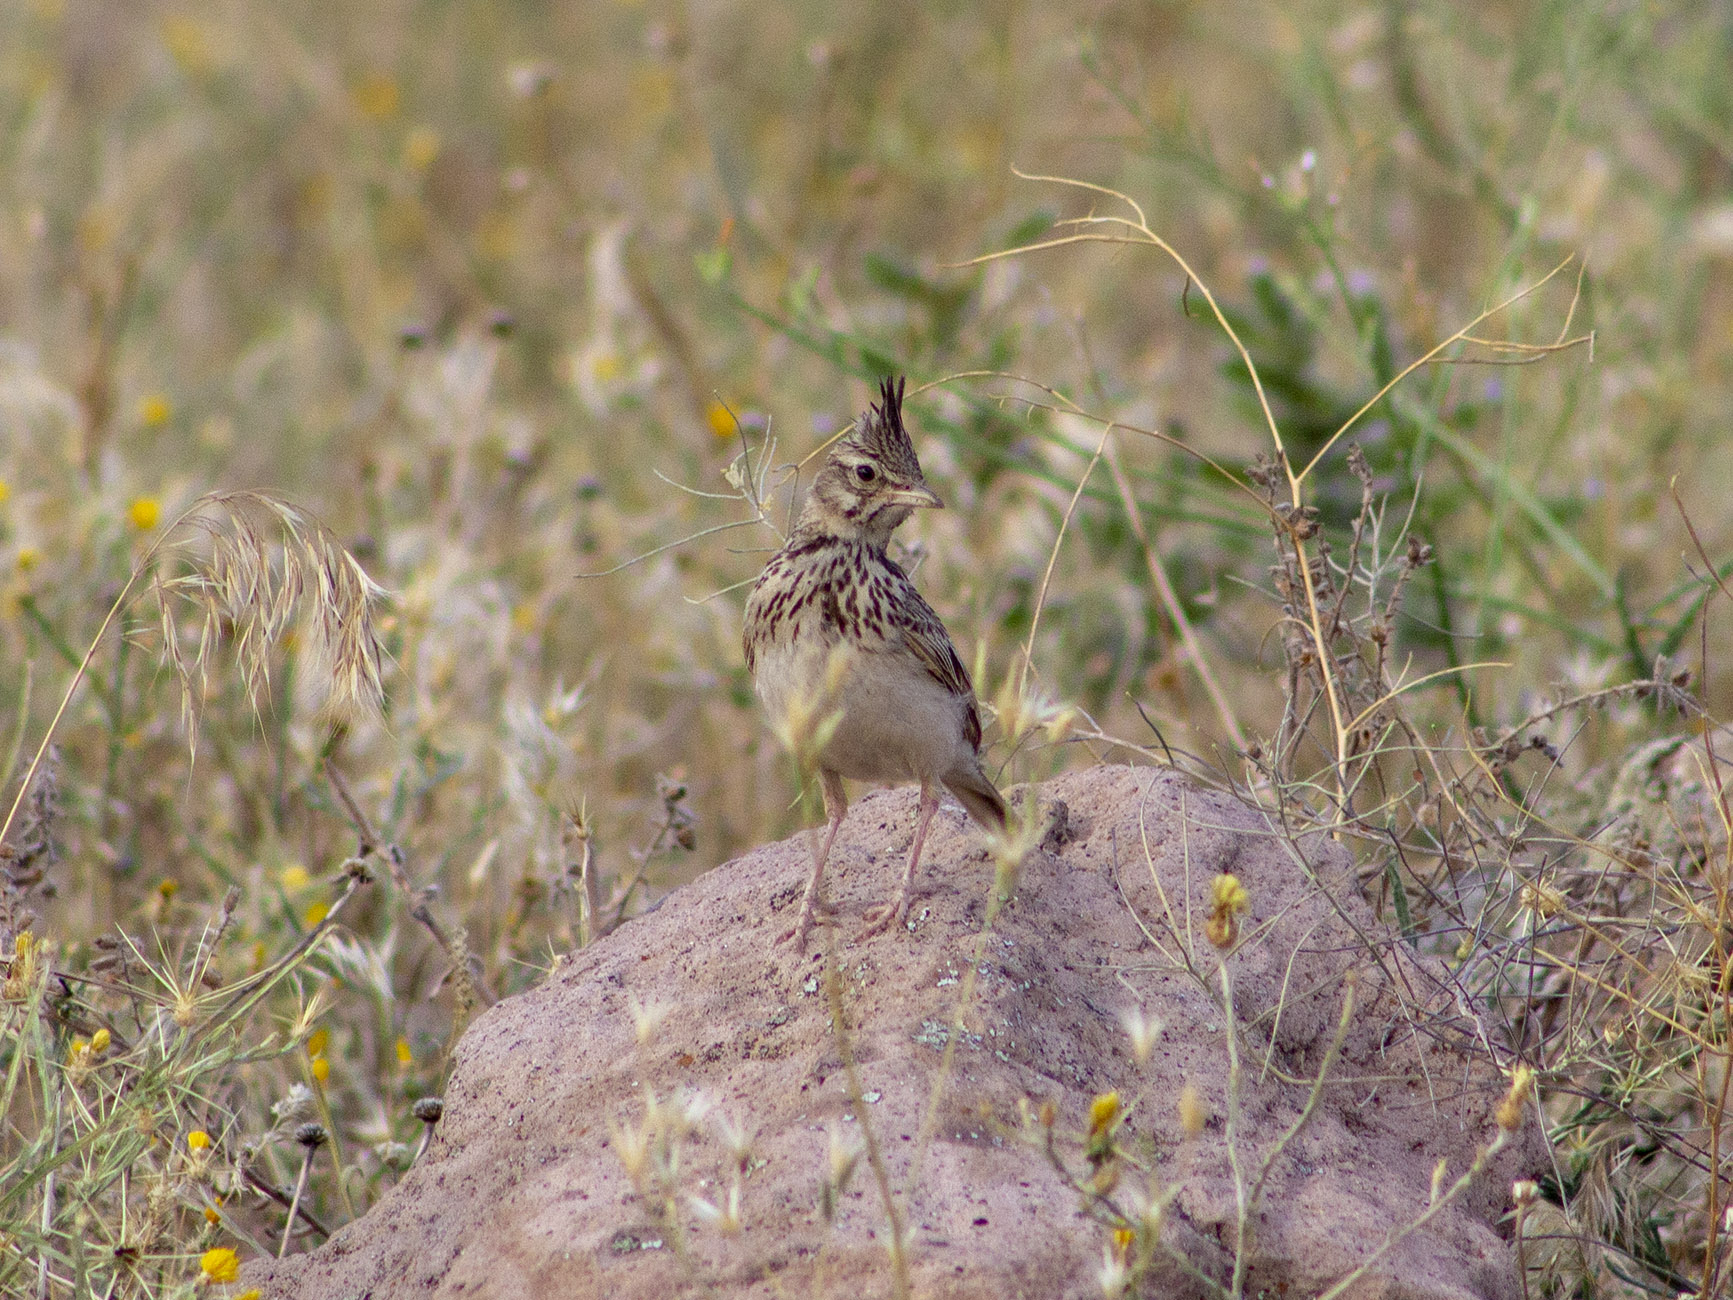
left=887, top=483, right=944, bottom=510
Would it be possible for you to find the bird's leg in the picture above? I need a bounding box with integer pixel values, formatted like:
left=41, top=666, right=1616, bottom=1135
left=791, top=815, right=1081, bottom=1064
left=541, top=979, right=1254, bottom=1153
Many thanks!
left=781, top=770, right=847, bottom=953
left=863, top=782, right=939, bottom=937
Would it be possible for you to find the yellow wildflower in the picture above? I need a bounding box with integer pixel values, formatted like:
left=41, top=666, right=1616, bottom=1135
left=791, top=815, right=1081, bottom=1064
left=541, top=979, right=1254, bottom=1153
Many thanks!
left=353, top=72, right=400, bottom=120
left=159, top=15, right=213, bottom=74
left=187, top=1130, right=212, bottom=1151
left=706, top=400, right=737, bottom=439
left=403, top=126, right=440, bottom=170
left=310, top=1053, right=330, bottom=1084
left=137, top=393, right=172, bottom=427
left=15, top=547, right=40, bottom=573
left=279, top=864, right=311, bottom=892
left=127, top=497, right=161, bottom=532
left=396, top=1036, right=413, bottom=1065
left=0, top=479, right=10, bottom=504
left=199, top=1247, right=239, bottom=1284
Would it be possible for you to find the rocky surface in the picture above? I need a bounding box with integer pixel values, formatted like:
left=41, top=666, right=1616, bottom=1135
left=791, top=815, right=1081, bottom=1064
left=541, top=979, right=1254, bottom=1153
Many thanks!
left=248, top=765, right=1541, bottom=1299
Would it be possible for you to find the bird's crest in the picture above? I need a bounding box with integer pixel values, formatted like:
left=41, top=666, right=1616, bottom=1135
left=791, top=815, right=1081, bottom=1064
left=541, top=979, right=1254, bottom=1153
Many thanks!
left=839, top=377, right=923, bottom=480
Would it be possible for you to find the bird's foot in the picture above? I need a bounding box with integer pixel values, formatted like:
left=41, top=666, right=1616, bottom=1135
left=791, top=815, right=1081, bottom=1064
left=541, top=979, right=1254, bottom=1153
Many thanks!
left=859, top=893, right=911, bottom=939
left=776, top=897, right=837, bottom=953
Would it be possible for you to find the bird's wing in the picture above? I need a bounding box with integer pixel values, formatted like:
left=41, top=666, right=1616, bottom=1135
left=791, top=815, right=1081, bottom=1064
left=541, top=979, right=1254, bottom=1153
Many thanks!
left=895, top=587, right=984, bottom=751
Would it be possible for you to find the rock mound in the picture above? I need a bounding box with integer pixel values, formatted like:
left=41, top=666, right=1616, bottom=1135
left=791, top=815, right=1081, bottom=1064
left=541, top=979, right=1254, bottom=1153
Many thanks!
left=251, top=765, right=1539, bottom=1299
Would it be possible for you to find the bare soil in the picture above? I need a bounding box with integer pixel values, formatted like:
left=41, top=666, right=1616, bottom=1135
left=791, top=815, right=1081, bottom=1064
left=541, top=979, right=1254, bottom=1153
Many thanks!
left=248, top=765, right=1541, bottom=1299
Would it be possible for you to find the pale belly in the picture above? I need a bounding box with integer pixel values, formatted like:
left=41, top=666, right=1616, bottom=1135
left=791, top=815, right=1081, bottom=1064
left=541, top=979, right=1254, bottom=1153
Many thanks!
left=753, top=639, right=973, bottom=783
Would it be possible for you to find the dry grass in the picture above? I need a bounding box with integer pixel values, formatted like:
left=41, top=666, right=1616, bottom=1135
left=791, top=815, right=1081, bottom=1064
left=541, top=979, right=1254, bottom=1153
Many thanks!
left=2, top=1, right=1732, bottom=1295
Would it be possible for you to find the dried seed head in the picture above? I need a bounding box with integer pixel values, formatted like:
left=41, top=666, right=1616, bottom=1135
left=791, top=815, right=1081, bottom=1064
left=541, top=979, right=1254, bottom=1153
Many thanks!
left=294, top=1123, right=329, bottom=1149
left=712, top=1110, right=753, bottom=1170
left=1495, top=1065, right=1534, bottom=1132
left=827, top=1120, right=862, bottom=1190
left=609, top=1115, right=651, bottom=1186
left=1118, top=1006, right=1162, bottom=1066
left=628, top=992, right=671, bottom=1047
left=1177, top=1084, right=1207, bottom=1138
left=412, top=1097, right=444, bottom=1125
left=1518, top=879, right=1565, bottom=920
left=1097, top=1244, right=1130, bottom=1298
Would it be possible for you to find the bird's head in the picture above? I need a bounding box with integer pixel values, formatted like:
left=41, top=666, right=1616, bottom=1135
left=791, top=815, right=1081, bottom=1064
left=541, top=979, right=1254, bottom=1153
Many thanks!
left=800, top=377, right=942, bottom=546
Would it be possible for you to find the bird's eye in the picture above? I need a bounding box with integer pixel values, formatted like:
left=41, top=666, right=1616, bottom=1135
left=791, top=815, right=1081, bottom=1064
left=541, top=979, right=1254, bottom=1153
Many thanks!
left=854, top=463, right=877, bottom=483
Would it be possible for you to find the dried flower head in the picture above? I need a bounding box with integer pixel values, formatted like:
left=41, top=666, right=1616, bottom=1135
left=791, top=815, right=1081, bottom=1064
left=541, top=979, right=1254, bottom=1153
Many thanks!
left=1204, top=873, right=1249, bottom=950
left=1495, top=1065, right=1534, bottom=1132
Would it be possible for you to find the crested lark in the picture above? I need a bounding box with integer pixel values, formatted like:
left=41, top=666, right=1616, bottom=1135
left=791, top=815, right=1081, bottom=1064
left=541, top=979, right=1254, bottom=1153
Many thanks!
left=744, top=377, right=1006, bottom=952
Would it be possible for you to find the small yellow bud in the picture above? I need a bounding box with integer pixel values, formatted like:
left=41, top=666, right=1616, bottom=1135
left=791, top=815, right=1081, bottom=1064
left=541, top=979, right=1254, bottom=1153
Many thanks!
left=396, top=1036, right=413, bottom=1065
left=1204, top=873, right=1249, bottom=950
left=187, top=1130, right=212, bottom=1152
left=1087, top=1091, right=1121, bottom=1138
left=89, top=1028, right=110, bottom=1054
left=1210, top=873, right=1249, bottom=912
left=311, top=1054, right=330, bottom=1085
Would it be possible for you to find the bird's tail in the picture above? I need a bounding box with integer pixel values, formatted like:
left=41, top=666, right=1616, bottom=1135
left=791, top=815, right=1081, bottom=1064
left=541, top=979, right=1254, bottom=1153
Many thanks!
left=945, top=765, right=1007, bottom=833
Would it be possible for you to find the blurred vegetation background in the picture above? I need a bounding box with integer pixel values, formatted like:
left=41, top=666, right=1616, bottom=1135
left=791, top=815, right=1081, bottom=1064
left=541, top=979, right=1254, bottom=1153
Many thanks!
left=3, top=0, right=1732, bottom=1294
